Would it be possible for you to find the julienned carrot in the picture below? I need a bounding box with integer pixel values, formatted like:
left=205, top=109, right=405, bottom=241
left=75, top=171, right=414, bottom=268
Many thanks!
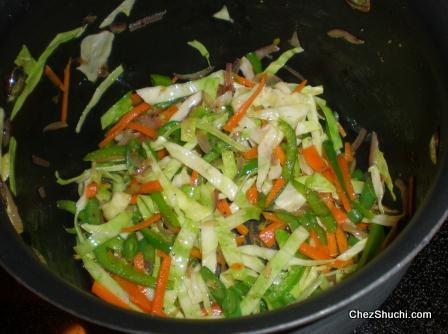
left=259, top=221, right=286, bottom=248
left=264, top=177, right=285, bottom=208
left=85, top=182, right=98, bottom=198
left=302, top=145, right=328, bottom=172
left=159, top=105, right=178, bottom=123
left=344, top=142, right=353, bottom=162
left=121, top=214, right=162, bottom=232
left=320, top=194, right=348, bottom=225
left=236, top=224, right=249, bottom=235
left=309, top=230, right=322, bottom=248
left=126, top=122, right=157, bottom=139
left=60, top=58, right=71, bottom=123
left=156, top=149, right=168, bottom=160
left=230, top=263, right=244, bottom=270
left=273, top=146, right=286, bottom=166
left=331, top=171, right=352, bottom=212
left=130, top=194, right=138, bottom=205
left=138, top=180, right=163, bottom=194
left=191, top=170, right=200, bottom=186
left=336, top=226, right=348, bottom=253
left=293, top=79, right=308, bottom=93
left=242, top=147, right=258, bottom=160
left=326, top=232, right=338, bottom=257
left=262, top=212, right=284, bottom=225
left=223, top=74, right=266, bottom=132
left=235, top=235, right=246, bottom=246
left=44, top=65, right=64, bottom=91
left=298, top=243, right=331, bottom=260
left=190, top=247, right=202, bottom=259
left=91, top=281, right=130, bottom=310
left=246, top=184, right=258, bottom=206
left=357, top=222, right=368, bottom=230
left=112, top=275, right=153, bottom=313
left=152, top=250, right=171, bottom=317
left=99, top=103, right=151, bottom=148
left=234, top=74, right=256, bottom=88
left=131, top=93, right=143, bottom=106
left=133, top=252, right=145, bottom=272
left=337, top=154, right=356, bottom=200
left=330, top=259, right=353, bottom=269
left=217, top=199, right=232, bottom=217
left=338, top=122, right=347, bottom=138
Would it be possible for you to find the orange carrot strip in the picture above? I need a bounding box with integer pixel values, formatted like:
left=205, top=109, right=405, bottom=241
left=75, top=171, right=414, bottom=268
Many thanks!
left=217, top=199, right=232, bottom=217
left=112, top=275, right=153, bottom=313
left=133, top=252, right=145, bottom=272
left=230, top=263, right=244, bottom=270
left=309, top=230, right=322, bottom=248
left=60, top=58, right=71, bottom=123
left=328, top=169, right=352, bottom=212
left=44, top=65, right=64, bottom=91
left=264, top=177, right=285, bottom=208
left=152, top=251, right=171, bottom=317
left=326, top=232, right=338, bottom=257
left=236, top=224, right=249, bottom=235
left=337, top=154, right=356, bottom=200
left=190, top=247, right=202, bottom=259
left=191, top=170, right=200, bottom=186
left=357, top=222, right=368, bottom=230
left=293, top=79, right=308, bottom=93
left=336, top=226, right=348, bottom=253
left=242, top=147, right=258, bottom=160
left=338, top=123, right=347, bottom=138
left=273, top=146, right=286, bottom=166
left=330, top=259, right=353, bottom=269
left=234, top=74, right=256, bottom=88
left=85, top=182, right=98, bottom=198
left=320, top=194, right=348, bottom=225
left=259, top=221, right=286, bottom=248
left=138, top=180, right=163, bottom=194
left=344, top=142, right=353, bottom=162
left=130, top=194, right=138, bottom=205
left=236, top=235, right=246, bottom=246
left=91, top=281, right=130, bottom=310
left=262, top=212, right=284, bottom=225
left=130, top=93, right=143, bottom=106
left=126, top=122, right=157, bottom=139
left=302, top=145, right=328, bottom=172
left=246, top=184, right=258, bottom=206
left=100, top=103, right=151, bottom=148
left=298, top=243, right=332, bottom=260
left=121, top=214, right=162, bottom=233
left=159, top=105, right=178, bottom=123
left=156, top=149, right=168, bottom=160
left=223, top=74, right=266, bottom=132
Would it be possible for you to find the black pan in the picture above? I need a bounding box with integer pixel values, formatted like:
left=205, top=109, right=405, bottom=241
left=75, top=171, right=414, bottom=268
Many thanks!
left=0, top=0, right=447, bottom=333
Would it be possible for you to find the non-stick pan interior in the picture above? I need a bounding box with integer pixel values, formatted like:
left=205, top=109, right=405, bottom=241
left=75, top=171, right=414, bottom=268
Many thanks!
left=0, top=0, right=446, bottom=332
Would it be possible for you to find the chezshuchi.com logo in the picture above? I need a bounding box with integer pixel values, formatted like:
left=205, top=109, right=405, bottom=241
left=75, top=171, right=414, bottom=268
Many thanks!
left=349, top=309, right=432, bottom=319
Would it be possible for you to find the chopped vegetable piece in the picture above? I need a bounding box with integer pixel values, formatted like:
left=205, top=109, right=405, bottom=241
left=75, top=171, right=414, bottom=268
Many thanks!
left=152, top=250, right=171, bottom=316
left=188, top=40, right=211, bottom=67
left=44, top=65, right=64, bottom=91
left=264, top=177, right=285, bottom=209
left=100, top=0, right=136, bottom=28
left=122, top=214, right=162, bottom=232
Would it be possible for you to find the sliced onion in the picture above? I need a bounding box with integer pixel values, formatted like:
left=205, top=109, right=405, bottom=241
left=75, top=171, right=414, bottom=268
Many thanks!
left=429, top=129, right=439, bottom=165
left=43, top=121, right=68, bottom=132
left=174, top=66, right=214, bottom=81
left=0, top=181, right=23, bottom=234
left=255, top=44, right=280, bottom=60
left=369, top=131, right=379, bottom=166
left=82, top=15, right=97, bottom=25
left=327, top=29, right=365, bottom=45
left=109, top=22, right=128, bottom=34
left=289, top=30, right=301, bottom=48
left=224, top=63, right=234, bottom=93
left=351, top=127, right=367, bottom=152
left=129, top=10, right=167, bottom=32
left=232, top=58, right=241, bottom=74
left=213, top=91, right=233, bottom=110
left=343, top=221, right=367, bottom=239
left=239, top=57, right=255, bottom=80
left=32, top=155, right=50, bottom=168
left=345, top=0, right=370, bottom=12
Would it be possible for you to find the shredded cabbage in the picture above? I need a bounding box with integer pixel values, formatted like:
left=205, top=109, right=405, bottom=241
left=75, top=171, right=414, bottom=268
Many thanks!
left=99, top=0, right=136, bottom=28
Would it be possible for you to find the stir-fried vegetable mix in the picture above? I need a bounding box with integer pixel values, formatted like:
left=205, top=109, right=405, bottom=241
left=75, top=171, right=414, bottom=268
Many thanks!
left=1, top=1, right=403, bottom=318
left=52, top=46, right=401, bottom=317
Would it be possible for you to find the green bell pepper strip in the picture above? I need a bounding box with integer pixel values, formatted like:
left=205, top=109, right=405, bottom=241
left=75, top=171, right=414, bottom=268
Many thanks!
left=278, top=119, right=297, bottom=183
left=222, top=287, right=242, bottom=317
left=157, top=121, right=181, bottom=142
left=94, top=238, right=157, bottom=287
left=275, top=229, right=290, bottom=248
left=56, top=200, right=77, bottom=215
left=238, top=159, right=258, bottom=177
left=202, top=147, right=221, bottom=163
left=150, top=74, right=172, bottom=87
left=320, top=104, right=343, bottom=153
left=351, top=169, right=365, bottom=181
left=123, top=233, right=139, bottom=261
left=140, top=227, right=173, bottom=253
left=84, top=145, right=127, bottom=162
left=199, top=266, right=227, bottom=304
left=264, top=265, right=305, bottom=309
left=138, top=238, right=156, bottom=263
left=291, top=180, right=337, bottom=232
left=150, top=191, right=180, bottom=228
left=360, top=178, right=377, bottom=209
left=246, top=52, right=262, bottom=74
left=357, top=223, right=384, bottom=267
left=78, top=198, right=102, bottom=225
left=100, top=92, right=133, bottom=130
left=232, top=281, right=251, bottom=298
left=322, top=140, right=348, bottom=197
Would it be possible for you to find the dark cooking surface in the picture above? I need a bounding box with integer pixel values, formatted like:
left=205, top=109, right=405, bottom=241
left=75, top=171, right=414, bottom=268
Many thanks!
left=1, top=221, right=446, bottom=333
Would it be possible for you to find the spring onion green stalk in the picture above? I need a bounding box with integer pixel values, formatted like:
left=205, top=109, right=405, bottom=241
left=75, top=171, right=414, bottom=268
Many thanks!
left=76, top=65, right=124, bottom=132
left=264, top=47, right=303, bottom=76
left=187, top=40, right=211, bottom=67
left=100, top=92, right=133, bottom=129
left=11, top=26, right=85, bottom=119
